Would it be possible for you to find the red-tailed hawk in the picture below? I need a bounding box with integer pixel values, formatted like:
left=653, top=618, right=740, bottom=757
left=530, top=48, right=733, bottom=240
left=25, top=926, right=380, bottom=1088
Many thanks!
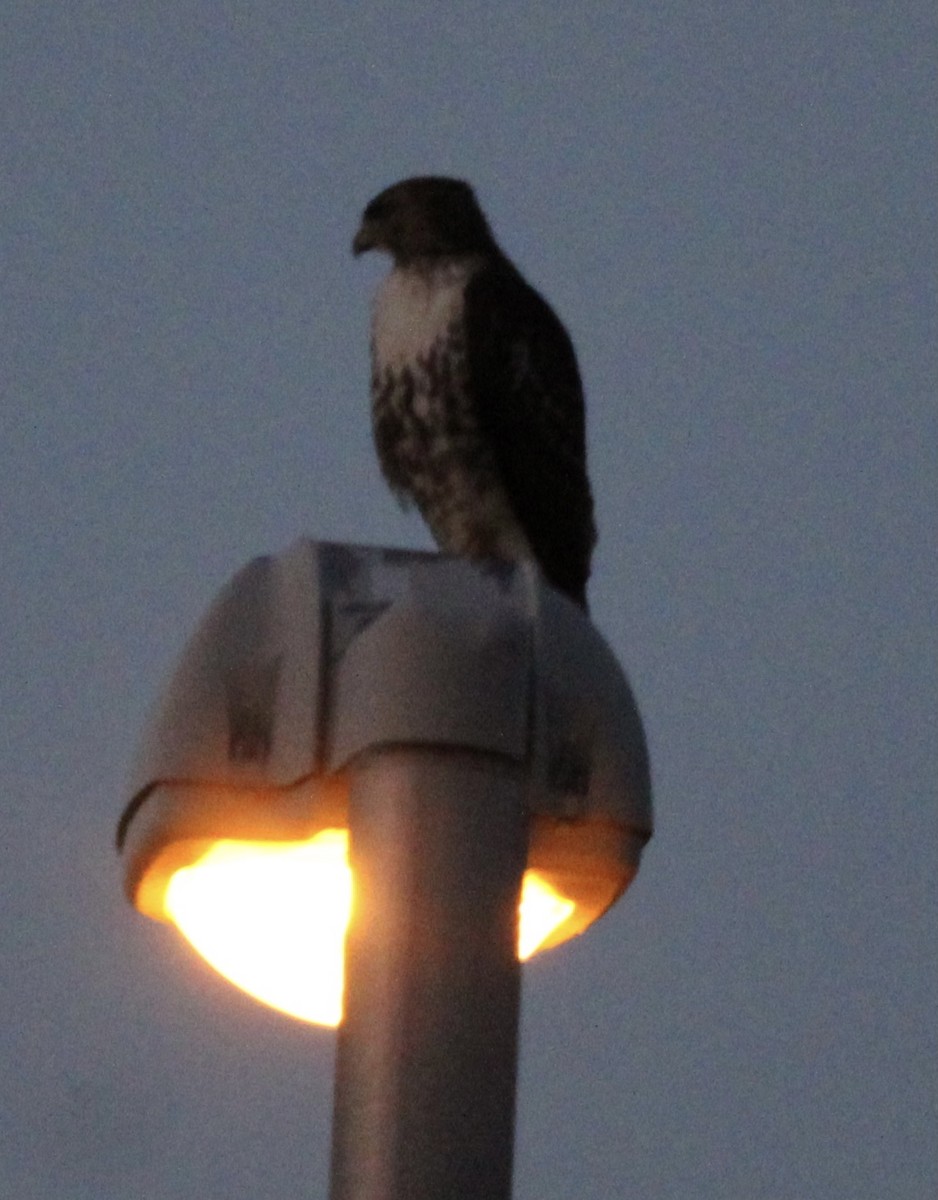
left=353, top=176, right=596, bottom=608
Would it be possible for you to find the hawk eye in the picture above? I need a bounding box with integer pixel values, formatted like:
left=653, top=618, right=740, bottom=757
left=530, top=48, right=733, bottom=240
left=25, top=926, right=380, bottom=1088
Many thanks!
left=365, top=197, right=393, bottom=221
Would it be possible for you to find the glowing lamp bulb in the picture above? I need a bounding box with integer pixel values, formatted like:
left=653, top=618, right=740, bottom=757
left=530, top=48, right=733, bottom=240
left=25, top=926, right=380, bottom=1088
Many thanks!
left=518, top=872, right=575, bottom=960
left=164, top=832, right=352, bottom=1026
left=163, top=831, right=574, bottom=1027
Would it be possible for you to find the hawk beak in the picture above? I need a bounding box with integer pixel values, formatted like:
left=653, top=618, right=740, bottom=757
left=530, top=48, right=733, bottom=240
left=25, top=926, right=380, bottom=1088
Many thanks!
left=352, top=222, right=376, bottom=256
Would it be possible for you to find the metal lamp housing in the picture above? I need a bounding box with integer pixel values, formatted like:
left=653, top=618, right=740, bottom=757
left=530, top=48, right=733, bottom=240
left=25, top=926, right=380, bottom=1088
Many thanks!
left=118, top=539, right=652, bottom=958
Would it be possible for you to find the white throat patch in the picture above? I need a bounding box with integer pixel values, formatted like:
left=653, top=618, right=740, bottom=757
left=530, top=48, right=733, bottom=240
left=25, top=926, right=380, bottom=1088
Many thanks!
left=370, top=260, right=478, bottom=370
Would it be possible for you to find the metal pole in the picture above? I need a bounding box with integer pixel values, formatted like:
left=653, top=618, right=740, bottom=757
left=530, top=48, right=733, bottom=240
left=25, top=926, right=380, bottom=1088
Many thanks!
left=329, top=747, right=527, bottom=1200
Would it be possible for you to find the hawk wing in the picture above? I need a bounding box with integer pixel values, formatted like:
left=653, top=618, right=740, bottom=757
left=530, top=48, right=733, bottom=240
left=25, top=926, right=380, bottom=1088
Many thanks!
left=463, top=260, right=596, bottom=606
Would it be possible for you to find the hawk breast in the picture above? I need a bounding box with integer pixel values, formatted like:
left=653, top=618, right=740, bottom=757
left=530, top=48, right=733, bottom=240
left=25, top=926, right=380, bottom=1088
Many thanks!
left=368, top=261, right=532, bottom=561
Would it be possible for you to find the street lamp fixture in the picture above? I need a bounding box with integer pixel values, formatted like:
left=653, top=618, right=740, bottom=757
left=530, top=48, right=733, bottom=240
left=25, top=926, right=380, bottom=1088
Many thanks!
left=117, top=540, right=652, bottom=1030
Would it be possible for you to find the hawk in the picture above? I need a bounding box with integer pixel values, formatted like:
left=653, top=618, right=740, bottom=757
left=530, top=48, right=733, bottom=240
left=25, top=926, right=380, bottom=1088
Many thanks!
left=353, top=176, right=596, bottom=608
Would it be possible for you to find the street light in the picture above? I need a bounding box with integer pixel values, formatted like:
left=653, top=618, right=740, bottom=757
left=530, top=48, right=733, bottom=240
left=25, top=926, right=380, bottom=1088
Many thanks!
left=117, top=539, right=652, bottom=1198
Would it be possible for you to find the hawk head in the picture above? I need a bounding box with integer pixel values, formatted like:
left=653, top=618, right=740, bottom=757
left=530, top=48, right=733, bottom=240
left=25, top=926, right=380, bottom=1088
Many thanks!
left=352, top=176, right=497, bottom=265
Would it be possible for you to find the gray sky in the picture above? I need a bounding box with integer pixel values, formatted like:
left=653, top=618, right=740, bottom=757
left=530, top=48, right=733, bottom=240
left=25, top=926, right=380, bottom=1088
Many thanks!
left=2, top=4, right=935, bottom=1197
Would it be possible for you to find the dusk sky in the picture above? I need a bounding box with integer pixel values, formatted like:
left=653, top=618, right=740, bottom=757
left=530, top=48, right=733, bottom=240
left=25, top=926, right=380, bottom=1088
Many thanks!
left=2, top=4, right=935, bottom=1197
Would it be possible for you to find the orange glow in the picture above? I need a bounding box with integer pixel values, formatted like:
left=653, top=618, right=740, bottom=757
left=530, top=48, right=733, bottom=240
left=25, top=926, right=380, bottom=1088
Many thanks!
left=518, top=871, right=575, bottom=960
left=164, top=831, right=351, bottom=1026
left=164, top=830, right=574, bottom=1027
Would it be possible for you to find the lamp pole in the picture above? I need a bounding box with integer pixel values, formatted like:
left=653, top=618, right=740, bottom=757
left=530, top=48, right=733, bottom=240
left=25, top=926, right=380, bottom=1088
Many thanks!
left=329, top=748, right=527, bottom=1200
